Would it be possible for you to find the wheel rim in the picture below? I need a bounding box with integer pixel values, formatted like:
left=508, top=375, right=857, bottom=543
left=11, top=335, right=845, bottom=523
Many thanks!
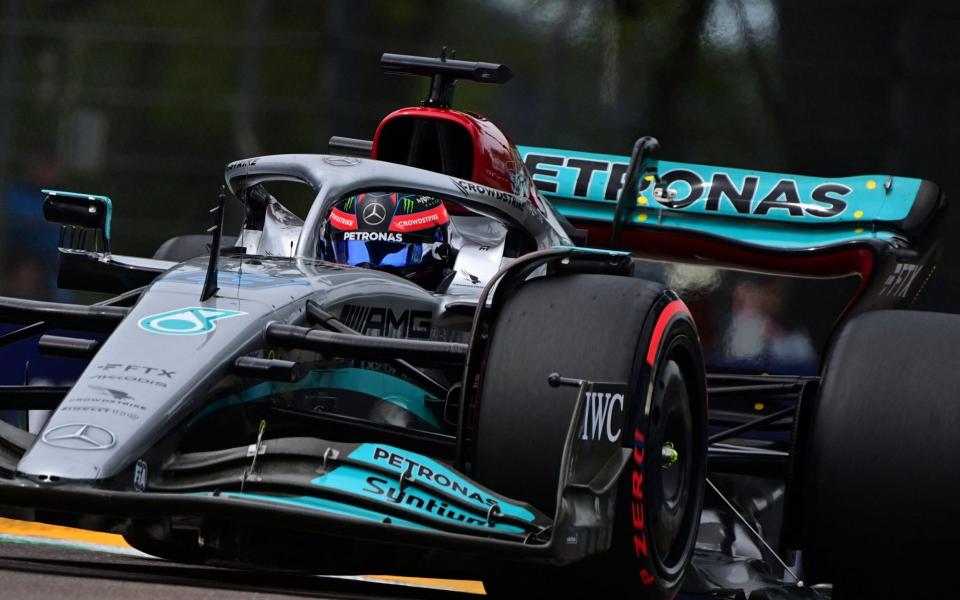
left=646, top=348, right=703, bottom=579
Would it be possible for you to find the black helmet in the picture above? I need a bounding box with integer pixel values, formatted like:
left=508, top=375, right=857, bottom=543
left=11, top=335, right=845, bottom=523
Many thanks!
left=320, top=191, right=452, bottom=286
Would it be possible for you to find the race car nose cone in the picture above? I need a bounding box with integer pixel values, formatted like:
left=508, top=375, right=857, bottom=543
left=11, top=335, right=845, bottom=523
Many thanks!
left=18, top=454, right=103, bottom=481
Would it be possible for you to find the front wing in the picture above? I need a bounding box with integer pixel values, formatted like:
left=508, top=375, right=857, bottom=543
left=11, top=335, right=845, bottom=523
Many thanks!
left=0, top=377, right=629, bottom=572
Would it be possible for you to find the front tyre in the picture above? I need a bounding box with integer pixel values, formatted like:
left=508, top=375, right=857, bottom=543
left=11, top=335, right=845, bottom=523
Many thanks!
left=473, top=274, right=706, bottom=599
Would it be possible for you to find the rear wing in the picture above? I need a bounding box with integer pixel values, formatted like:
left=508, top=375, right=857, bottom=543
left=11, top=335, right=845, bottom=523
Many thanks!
left=517, top=144, right=942, bottom=252
left=518, top=141, right=945, bottom=316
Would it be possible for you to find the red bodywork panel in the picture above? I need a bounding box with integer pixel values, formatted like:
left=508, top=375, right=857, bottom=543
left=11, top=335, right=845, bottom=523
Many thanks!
left=580, top=224, right=875, bottom=280
left=368, top=105, right=923, bottom=327
left=372, top=107, right=541, bottom=211
left=585, top=224, right=876, bottom=324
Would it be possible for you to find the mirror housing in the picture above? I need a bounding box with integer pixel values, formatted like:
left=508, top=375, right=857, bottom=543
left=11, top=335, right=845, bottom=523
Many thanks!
left=42, top=189, right=112, bottom=253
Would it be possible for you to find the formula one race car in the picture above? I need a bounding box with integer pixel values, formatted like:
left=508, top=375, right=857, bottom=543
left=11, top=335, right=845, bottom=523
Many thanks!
left=0, top=53, right=954, bottom=599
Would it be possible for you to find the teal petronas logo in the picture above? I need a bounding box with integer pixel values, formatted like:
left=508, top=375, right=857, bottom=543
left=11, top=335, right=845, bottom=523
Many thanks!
left=138, top=307, right=245, bottom=335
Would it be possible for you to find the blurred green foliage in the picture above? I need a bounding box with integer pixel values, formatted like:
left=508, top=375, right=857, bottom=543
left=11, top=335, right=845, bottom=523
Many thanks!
left=0, top=0, right=786, bottom=259
left=2, top=0, right=958, bottom=308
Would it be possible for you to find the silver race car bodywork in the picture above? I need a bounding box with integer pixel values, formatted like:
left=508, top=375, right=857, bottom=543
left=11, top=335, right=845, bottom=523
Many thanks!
left=0, top=52, right=948, bottom=599
left=16, top=155, right=569, bottom=483
left=0, top=147, right=634, bottom=577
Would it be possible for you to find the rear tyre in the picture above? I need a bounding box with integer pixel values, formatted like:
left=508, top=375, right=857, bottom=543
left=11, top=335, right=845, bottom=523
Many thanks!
left=797, top=310, right=960, bottom=595
left=473, top=274, right=706, bottom=599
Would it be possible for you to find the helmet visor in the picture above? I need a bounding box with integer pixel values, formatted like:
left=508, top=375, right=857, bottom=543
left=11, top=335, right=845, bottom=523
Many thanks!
left=323, top=191, right=450, bottom=273
left=331, top=238, right=426, bottom=268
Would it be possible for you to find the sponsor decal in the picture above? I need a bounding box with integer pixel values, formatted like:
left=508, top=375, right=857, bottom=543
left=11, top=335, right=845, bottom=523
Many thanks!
left=881, top=262, right=921, bottom=298
left=396, top=195, right=438, bottom=213
left=452, top=178, right=526, bottom=212
left=311, top=444, right=535, bottom=532
left=138, top=307, right=245, bottom=335
left=631, top=427, right=655, bottom=586
left=90, top=363, right=174, bottom=388
left=342, top=231, right=404, bottom=242
left=362, top=476, right=494, bottom=527
left=323, top=156, right=359, bottom=167
left=226, top=158, right=257, bottom=171
left=524, top=152, right=851, bottom=219
left=390, top=205, right=448, bottom=233
left=340, top=305, right=431, bottom=339
left=58, top=404, right=143, bottom=421
left=42, top=423, right=116, bottom=450
left=93, top=364, right=175, bottom=378
left=89, top=385, right=133, bottom=400
left=60, top=383, right=147, bottom=421
left=580, top=390, right=625, bottom=442
left=525, top=152, right=625, bottom=200
left=133, top=459, right=148, bottom=492
left=393, top=212, right=439, bottom=228
left=89, top=374, right=167, bottom=388
left=329, top=208, right=357, bottom=230
left=362, top=202, right=387, bottom=226
left=369, top=447, right=499, bottom=507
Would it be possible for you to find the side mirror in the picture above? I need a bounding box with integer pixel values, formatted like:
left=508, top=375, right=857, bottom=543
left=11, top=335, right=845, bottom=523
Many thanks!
left=42, top=189, right=112, bottom=253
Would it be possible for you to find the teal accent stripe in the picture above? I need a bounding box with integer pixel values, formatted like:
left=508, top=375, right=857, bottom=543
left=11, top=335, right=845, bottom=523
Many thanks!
left=517, top=145, right=921, bottom=250
left=190, top=367, right=439, bottom=428
left=311, top=464, right=524, bottom=534
left=331, top=443, right=537, bottom=524
left=624, top=211, right=898, bottom=249
left=209, top=491, right=429, bottom=531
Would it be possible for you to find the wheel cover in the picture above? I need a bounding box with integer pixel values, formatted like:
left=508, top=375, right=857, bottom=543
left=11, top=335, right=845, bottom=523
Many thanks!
left=645, top=347, right=704, bottom=580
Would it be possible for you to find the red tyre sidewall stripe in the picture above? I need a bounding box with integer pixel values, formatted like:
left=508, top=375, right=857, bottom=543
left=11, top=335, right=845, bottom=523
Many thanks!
left=645, top=299, right=691, bottom=367
left=630, top=297, right=693, bottom=588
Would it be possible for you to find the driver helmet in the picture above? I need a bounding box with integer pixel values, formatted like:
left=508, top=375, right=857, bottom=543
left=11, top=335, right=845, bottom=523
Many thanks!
left=320, top=191, right=452, bottom=285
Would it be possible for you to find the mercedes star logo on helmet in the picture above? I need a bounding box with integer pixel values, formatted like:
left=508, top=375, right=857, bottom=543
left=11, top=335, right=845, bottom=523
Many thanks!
left=41, top=423, right=116, bottom=450
left=362, top=202, right=387, bottom=226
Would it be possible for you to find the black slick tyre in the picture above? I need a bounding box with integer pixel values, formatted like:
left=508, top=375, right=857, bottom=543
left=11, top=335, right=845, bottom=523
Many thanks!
left=473, top=273, right=707, bottom=599
left=797, top=310, right=960, bottom=596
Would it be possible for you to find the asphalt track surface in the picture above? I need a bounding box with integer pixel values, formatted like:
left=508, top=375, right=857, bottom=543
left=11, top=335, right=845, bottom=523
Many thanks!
left=0, top=519, right=729, bottom=599
left=0, top=518, right=484, bottom=599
